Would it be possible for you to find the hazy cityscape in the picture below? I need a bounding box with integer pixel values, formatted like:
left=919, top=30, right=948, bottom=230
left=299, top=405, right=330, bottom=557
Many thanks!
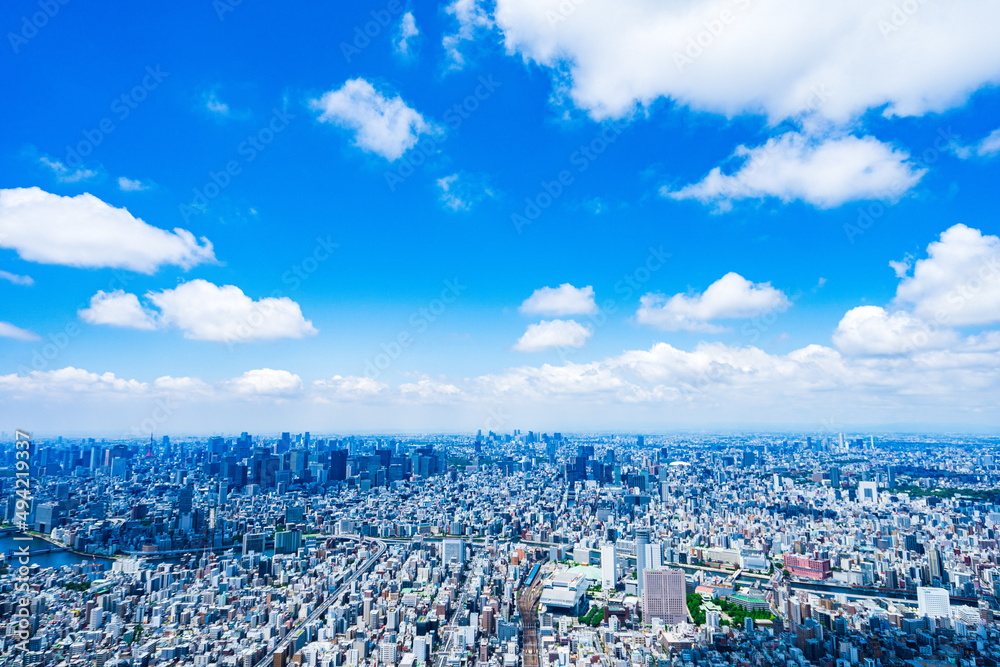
left=4, top=430, right=1000, bottom=667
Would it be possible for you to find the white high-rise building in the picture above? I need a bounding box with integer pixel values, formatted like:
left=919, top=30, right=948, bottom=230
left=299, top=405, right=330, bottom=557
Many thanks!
left=917, top=586, right=951, bottom=618
left=644, top=543, right=663, bottom=570
left=601, top=543, right=617, bottom=590
left=442, top=539, right=465, bottom=565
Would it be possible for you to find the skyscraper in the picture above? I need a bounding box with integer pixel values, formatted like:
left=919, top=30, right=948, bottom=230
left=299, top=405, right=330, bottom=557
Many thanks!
left=635, top=527, right=650, bottom=598
left=642, top=568, right=687, bottom=624
left=917, top=586, right=951, bottom=618
left=601, top=543, right=617, bottom=590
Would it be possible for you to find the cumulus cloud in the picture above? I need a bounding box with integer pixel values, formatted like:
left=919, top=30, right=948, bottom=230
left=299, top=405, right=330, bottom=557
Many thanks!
left=520, top=283, right=597, bottom=316
left=395, top=11, right=419, bottom=55
left=79, top=280, right=317, bottom=343
left=149, top=280, right=318, bottom=343
left=443, top=0, right=493, bottom=69
left=637, top=272, right=789, bottom=332
left=399, top=376, right=463, bottom=400
left=513, top=319, right=592, bottom=352
left=663, top=133, right=925, bottom=210
left=310, top=78, right=433, bottom=161
left=0, top=270, right=33, bottom=286
left=226, top=369, right=303, bottom=396
left=893, top=224, right=1000, bottom=326
left=832, top=306, right=957, bottom=356
left=0, top=187, right=215, bottom=273
left=0, top=321, right=40, bottom=341
left=492, top=0, right=1000, bottom=123
left=79, top=290, right=158, bottom=330
left=0, top=367, right=147, bottom=395
left=39, top=156, right=96, bottom=183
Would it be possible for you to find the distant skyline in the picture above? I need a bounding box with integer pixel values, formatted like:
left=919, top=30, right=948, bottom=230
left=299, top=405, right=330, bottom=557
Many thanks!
left=2, top=0, right=1000, bottom=434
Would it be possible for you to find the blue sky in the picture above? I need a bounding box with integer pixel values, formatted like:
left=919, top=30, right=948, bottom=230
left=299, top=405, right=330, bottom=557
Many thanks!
left=2, top=0, right=1000, bottom=435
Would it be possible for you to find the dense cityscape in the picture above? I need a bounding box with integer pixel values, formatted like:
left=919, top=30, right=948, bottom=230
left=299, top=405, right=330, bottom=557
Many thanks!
left=4, top=430, right=1000, bottom=667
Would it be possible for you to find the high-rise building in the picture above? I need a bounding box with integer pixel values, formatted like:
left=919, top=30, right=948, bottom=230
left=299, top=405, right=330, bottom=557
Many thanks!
left=243, top=532, right=266, bottom=556
left=917, top=586, right=951, bottom=618
left=642, top=568, right=687, bottom=624
left=601, top=543, right=617, bottom=590
left=635, top=527, right=650, bottom=598
left=443, top=539, right=465, bottom=565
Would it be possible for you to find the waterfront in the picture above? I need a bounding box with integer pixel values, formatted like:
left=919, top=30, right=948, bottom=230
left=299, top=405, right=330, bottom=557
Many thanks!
left=0, top=535, right=110, bottom=570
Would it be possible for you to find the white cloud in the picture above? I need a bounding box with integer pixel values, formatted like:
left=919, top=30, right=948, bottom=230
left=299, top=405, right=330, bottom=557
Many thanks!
left=314, top=375, right=389, bottom=400
left=0, top=367, right=147, bottom=395
left=79, top=290, right=158, bottom=330
left=514, top=319, right=592, bottom=352
left=118, top=177, right=148, bottom=191
left=0, top=321, right=40, bottom=341
left=663, top=133, right=925, bottom=210
left=39, top=156, right=96, bottom=183
left=227, top=369, right=303, bottom=396
left=436, top=172, right=494, bottom=211
left=493, top=0, right=1000, bottom=123
left=0, top=187, right=216, bottom=273
left=953, top=128, right=1000, bottom=159
left=148, top=280, right=318, bottom=343
left=206, top=93, right=230, bottom=116
left=399, top=376, right=463, bottom=400
left=310, top=78, right=433, bottom=161
left=443, top=0, right=493, bottom=69
left=395, top=11, right=419, bottom=55
left=893, top=224, right=1000, bottom=326
left=832, top=306, right=957, bottom=356
left=0, top=270, right=33, bottom=286
left=78, top=281, right=317, bottom=343
left=520, top=283, right=597, bottom=316
left=889, top=258, right=911, bottom=278
left=637, top=272, right=789, bottom=332
left=153, top=375, right=212, bottom=394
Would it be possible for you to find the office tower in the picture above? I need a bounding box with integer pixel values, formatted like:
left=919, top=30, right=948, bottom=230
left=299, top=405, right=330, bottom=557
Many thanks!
left=635, top=527, right=650, bottom=598
left=279, top=432, right=291, bottom=453
left=637, top=435, right=644, bottom=448
left=829, top=467, right=841, bottom=489
left=274, top=529, right=302, bottom=554
left=218, top=480, right=228, bottom=506
left=928, top=547, right=944, bottom=581
left=887, top=465, right=896, bottom=488
left=642, top=568, right=687, bottom=624
left=601, top=543, right=617, bottom=590
left=917, top=587, right=951, bottom=618
left=243, top=532, right=266, bottom=556
left=859, top=481, right=878, bottom=504
left=329, top=448, right=348, bottom=481
left=177, top=483, right=193, bottom=515
left=644, top=543, right=663, bottom=570
left=443, top=539, right=465, bottom=565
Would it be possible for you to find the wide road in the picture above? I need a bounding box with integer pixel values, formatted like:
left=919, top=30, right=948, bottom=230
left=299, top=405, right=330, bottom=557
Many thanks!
left=253, top=536, right=387, bottom=667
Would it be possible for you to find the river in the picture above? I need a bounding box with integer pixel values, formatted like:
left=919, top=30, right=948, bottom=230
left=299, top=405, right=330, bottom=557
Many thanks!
left=0, top=535, right=112, bottom=570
